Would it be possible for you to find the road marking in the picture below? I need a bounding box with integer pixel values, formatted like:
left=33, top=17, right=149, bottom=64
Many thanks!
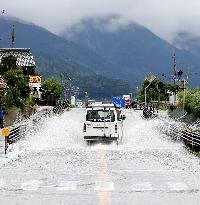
left=112, top=169, right=185, bottom=173
left=57, top=181, right=78, bottom=191
left=131, top=182, right=153, bottom=192
left=21, top=180, right=41, bottom=191
left=95, top=181, right=115, bottom=192
left=0, top=179, right=4, bottom=188
left=167, top=182, right=189, bottom=192
left=96, top=150, right=112, bottom=205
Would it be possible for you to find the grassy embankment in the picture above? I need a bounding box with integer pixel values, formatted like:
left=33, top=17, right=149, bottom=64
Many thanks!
left=177, top=88, right=200, bottom=155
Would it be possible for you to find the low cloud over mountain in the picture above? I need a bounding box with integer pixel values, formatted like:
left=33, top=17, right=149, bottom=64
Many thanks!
left=1, top=0, right=200, bottom=43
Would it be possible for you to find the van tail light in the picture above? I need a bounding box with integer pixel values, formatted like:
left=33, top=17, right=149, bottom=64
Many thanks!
left=83, top=123, right=86, bottom=132
left=115, top=123, right=117, bottom=133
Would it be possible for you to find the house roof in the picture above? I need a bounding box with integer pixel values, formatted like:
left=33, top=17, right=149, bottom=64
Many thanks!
left=0, top=48, right=36, bottom=67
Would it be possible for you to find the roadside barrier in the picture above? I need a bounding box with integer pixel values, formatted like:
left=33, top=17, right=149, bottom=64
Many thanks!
left=2, top=125, right=25, bottom=154
left=154, top=112, right=200, bottom=151
left=143, top=107, right=157, bottom=119
left=182, top=129, right=200, bottom=151
left=52, top=102, right=70, bottom=114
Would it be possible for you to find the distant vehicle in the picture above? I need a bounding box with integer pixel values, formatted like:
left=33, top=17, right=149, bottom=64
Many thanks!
left=87, top=100, right=96, bottom=105
left=123, top=95, right=131, bottom=108
left=76, top=99, right=83, bottom=108
left=83, top=103, right=126, bottom=144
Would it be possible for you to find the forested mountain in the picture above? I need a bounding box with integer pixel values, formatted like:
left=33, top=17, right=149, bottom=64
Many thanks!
left=63, top=16, right=200, bottom=87
left=0, top=17, right=130, bottom=98
left=0, top=16, right=199, bottom=95
left=0, top=17, right=114, bottom=74
left=36, top=54, right=129, bottom=99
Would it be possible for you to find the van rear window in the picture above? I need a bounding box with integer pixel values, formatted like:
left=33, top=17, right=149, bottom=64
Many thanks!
left=86, top=110, right=115, bottom=122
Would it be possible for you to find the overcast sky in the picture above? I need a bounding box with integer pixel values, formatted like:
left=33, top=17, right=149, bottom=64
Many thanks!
left=1, top=0, right=200, bottom=42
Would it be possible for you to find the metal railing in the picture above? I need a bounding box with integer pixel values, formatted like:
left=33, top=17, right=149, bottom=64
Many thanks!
left=155, top=113, right=200, bottom=151
left=182, top=129, right=200, bottom=151
left=143, top=107, right=157, bottom=119
left=4, top=125, right=25, bottom=154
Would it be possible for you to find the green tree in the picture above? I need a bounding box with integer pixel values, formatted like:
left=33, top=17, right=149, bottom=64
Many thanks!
left=140, top=78, right=169, bottom=103
left=42, top=77, right=62, bottom=100
left=178, top=88, right=200, bottom=117
left=0, top=55, right=17, bottom=74
left=0, top=56, right=31, bottom=109
left=3, top=69, right=31, bottom=108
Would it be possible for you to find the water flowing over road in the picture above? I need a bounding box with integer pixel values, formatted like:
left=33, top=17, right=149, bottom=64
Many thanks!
left=0, top=109, right=200, bottom=205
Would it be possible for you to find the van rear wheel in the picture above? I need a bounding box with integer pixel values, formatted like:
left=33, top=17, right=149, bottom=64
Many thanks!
left=86, top=140, right=94, bottom=146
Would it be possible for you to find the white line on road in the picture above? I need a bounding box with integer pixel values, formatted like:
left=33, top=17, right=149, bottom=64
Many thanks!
left=21, top=180, right=41, bottom=191
left=167, top=182, right=189, bottom=192
left=0, top=179, right=4, bottom=188
left=95, top=181, right=115, bottom=192
left=111, top=169, right=185, bottom=173
left=57, top=181, right=78, bottom=191
left=131, top=182, right=153, bottom=192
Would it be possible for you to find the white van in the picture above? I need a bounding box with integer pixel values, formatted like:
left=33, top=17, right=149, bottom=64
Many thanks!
left=83, top=104, right=126, bottom=144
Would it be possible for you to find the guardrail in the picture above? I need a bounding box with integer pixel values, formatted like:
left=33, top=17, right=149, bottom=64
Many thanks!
left=143, top=107, right=157, bottom=119
left=3, top=125, right=25, bottom=154
left=182, top=129, right=200, bottom=151
left=155, top=113, right=200, bottom=151
left=52, top=102, right=70, bottom=114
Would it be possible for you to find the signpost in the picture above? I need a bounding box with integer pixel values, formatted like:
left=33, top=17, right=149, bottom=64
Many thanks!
left=1, top=127, right=10, bottom=154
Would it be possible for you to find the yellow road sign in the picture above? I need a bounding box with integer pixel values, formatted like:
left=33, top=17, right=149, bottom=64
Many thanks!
left=29, top=75, right=42, bottom=83
left=2, top=128, right=10, bottom=137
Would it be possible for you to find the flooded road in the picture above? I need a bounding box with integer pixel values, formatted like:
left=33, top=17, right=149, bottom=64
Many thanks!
left=0, top=109, right=200, bottom=205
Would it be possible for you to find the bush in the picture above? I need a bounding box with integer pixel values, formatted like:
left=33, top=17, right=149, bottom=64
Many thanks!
left=178, top=88, right=200, bottom=117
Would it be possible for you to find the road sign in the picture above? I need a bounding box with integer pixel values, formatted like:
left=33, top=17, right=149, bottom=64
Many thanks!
left=2, top=128, right=10, bottom=137
left=29, top=75, right=42, bottom=83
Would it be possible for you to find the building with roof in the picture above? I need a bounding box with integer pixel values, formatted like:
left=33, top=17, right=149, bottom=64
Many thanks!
left=0, top=48, right=43, bottom=98
left=0, top=48, right=36, bottom=68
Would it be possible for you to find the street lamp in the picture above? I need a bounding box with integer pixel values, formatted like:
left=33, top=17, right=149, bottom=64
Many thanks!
left=144, top=75, right=156, bottom=107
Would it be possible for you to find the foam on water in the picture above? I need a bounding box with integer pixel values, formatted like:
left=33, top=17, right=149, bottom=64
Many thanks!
left=0, top=144, right=22, bottom=168
left=123, top=110, right=182, bottom=150
left=18, top=108, right=85, bottom=151
left=1, top=108, right=200, bottom=172
left=1, top=109, right=191, bottom=153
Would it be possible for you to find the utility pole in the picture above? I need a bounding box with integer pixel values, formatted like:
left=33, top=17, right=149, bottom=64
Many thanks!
left=183, top=78, right=186, bottom=115
left=12, top=25, right=15, bottom=48
left=172, top=53, right=177, bottom=105
left=0, top=9, right=5, bottom=48
left=172, top=53, right=177, bottom=85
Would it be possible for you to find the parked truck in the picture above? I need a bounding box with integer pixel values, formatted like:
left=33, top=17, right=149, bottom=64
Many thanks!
left=123, top=95, right=131, bottom=109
